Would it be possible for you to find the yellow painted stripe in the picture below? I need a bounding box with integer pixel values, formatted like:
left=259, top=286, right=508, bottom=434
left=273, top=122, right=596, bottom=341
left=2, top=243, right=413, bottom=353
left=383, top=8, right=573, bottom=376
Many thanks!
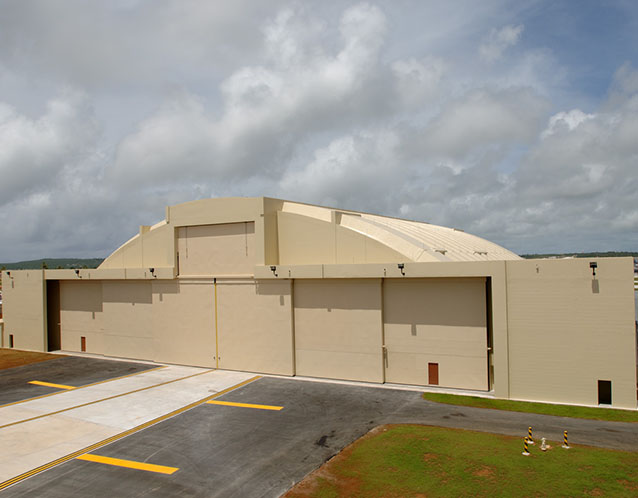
left=0, top=369, right=214, bottom=430
left=0, top=366, right=166, bottom=409
left=206, top=400, right=283, bottom=411
left=0, top=376, right=261, bottom=491
left=77, top=454, right=178, bottom=475
left=28, top=381, right=76, bottom=390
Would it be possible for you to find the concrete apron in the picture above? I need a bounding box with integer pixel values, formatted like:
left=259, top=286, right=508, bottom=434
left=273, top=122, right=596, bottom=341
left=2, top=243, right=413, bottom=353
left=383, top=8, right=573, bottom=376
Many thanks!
left=0, top=366, right=255, bottom=484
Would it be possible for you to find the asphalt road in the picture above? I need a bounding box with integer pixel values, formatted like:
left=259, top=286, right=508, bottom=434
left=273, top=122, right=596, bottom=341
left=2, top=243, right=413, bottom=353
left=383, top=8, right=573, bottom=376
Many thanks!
left=0, top=355, right=157, bottom=405
left=4, top=376, right=638, bottom=497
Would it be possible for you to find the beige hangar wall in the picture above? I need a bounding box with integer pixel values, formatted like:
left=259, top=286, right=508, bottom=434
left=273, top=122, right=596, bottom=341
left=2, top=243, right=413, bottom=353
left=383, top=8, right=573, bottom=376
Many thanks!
left=506, top=257, right=637, bottom=408
left=215, top=279, right=294, bottom=375
left=1, top=270, right=46, bottom=351
left=4, top=198, right=636, bottom=410
left=383, top=278, right=488, bottom=391
left=56, top=220, right=291, bottom=372
left=100, top=281, right=154, bottom=360
left=177, top=222, right=255, bottom=276
left=151, top=280, right=216, bottom=368
left=59, top=281, right=104, bottom=354
left=277, top=212, right=405, bottom=265
left=293, top=279, right=384, bottom=383
left=100, top=222, right=175, bottom=270
left=59, top=279, right=217, bottom=368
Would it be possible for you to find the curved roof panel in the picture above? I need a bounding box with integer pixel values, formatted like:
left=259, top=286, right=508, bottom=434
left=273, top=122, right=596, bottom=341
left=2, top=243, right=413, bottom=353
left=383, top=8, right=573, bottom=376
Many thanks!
left=281, top=200, right=520, bottom=262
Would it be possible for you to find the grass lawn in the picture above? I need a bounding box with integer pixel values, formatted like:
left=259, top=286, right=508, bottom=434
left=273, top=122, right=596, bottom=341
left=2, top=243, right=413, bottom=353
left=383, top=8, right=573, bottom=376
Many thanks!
left=286, top=424, right=638, bottom=497
left=0, top=348, right=63, bottom=370
left=423, top=392, right=638, bottom=423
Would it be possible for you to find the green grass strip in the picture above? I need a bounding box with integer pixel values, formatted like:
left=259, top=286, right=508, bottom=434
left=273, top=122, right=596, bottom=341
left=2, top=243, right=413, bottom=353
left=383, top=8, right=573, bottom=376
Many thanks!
left=422, top=392, right=638, bottom=422
left=294, top=425, right=638, bottom=498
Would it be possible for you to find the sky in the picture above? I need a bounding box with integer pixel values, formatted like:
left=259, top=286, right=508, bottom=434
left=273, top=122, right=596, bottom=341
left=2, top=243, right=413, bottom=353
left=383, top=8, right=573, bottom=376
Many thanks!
left=1, top=0, right=637, bottom=262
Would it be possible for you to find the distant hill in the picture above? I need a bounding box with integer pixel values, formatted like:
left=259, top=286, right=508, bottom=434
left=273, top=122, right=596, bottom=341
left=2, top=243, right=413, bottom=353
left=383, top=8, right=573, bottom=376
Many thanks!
left=0, top=258, right=104, bottom=270
left=521, top=251, right=637, bottom=259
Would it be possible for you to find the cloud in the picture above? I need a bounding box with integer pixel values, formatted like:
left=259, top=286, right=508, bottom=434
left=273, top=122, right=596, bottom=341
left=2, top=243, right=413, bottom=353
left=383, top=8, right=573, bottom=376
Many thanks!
left=471, top=67, right=638, bottom=251
left=1, top=2, right=638, bottom=262
left=0, top=92, right=99, bottom=206
left=416, top=87, right=550, bottom=159
left=279, top=130, right=401, bottom=211
left=391, top=56, right=447, bottom=108
left=479, top=24, right=524, bottom=62
left=0, top=0, right=290, bottom=89
left=109, top=3, right=391, bottom=187
left=276, top=64, right=638, bottom=255
left=540, top=109, right=595, bottom=138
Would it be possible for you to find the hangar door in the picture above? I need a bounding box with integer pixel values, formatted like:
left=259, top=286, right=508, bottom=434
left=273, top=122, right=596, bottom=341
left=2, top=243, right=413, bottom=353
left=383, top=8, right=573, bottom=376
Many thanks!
left=383, top=278, right=488, bottom=391
left=294, top=279, right=383, bottom=383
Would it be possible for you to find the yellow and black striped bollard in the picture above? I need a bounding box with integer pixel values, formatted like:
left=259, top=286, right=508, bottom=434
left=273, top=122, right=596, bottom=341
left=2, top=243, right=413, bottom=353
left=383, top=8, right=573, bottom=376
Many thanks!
left=527, top=426, right=534, bottom=444
left=562, top=431, right=570, bottom=449
left=522, top=436, right=530, bottom=456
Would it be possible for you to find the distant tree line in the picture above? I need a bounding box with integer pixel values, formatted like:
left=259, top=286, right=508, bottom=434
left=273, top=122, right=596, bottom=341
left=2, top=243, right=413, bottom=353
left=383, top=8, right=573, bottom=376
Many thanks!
left=0, top=258, right=104, bottom=270
left=521, top=251, right=637, bottom=259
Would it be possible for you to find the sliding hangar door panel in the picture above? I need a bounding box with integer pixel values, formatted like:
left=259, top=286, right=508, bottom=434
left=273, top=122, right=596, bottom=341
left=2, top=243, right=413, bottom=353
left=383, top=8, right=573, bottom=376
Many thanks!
left=151, top=280, right=216, bottom=368
left=59, top=281, right=104, bottom=354
left=294, top=279, right=383, bottom=383
left=383, top=278, right=488, bottom=391
left=216, top=280, right=294, bottom=376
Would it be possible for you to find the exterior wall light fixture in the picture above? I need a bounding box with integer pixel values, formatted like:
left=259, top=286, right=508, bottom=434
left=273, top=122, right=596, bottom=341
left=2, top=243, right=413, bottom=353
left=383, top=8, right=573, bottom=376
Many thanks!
left=74, top=269, right=82, bottom=278
left=149, top=268, right=156, bottom=278
left=270, top=265, right=278, bottom=277
left=590, top=261, right=597, bottom=277
left=398, top=263, right=405, bottom=276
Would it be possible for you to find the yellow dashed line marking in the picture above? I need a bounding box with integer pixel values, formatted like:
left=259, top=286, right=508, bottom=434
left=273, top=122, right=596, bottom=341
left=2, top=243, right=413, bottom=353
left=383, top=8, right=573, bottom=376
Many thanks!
left=0, top=376, right=261, bottom=491
left=77, top=454, right=178, bottom=475
left=28, top=381, right=76, bottom=390
left=206, top=400, right=283, bottom=411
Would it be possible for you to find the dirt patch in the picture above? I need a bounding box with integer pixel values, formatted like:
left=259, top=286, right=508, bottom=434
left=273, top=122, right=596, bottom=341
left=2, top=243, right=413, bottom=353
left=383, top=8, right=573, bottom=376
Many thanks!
left=285, top=458, right=363, bottom=497
left=587, top=488, right=605, bottom=496
left=618, top=479, right=638, bottom=492
left=284, top=426, right=394, bottom=497
left=0, top=348, right=63, bottom=370
left=472, top=466, right=495, bottom=478
left=422, top=453, right=437, bottom=462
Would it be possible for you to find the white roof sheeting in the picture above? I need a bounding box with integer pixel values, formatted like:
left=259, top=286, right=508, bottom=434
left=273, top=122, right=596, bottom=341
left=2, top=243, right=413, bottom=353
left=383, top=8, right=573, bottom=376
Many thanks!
left=347, top=213, right=521, bottom=262
left=282, top=200, right=520, bottom=262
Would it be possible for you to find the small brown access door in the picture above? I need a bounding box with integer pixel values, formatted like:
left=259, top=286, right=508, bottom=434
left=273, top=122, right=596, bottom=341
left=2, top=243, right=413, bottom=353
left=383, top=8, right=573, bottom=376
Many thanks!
left=428, top=362, right=439, bottom=385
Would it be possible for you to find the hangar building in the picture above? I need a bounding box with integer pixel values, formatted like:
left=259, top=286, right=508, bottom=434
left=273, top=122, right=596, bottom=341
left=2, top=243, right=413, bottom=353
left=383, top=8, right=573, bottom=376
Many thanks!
left=2, top=197, right=636, bottom=408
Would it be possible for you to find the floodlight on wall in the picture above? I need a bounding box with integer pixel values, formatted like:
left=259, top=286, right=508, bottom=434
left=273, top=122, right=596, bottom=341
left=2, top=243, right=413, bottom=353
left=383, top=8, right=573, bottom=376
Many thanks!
left=149, top=268, right=156, bottom=278
left=270, top=265, right=278, bottom=277
left=5, top=271, right=10, bottom=277
left=590, top=261, right=597, bottom=277
left=74, top=269, right=82, bottom=278
left=398, top=263, right=405, bottom=276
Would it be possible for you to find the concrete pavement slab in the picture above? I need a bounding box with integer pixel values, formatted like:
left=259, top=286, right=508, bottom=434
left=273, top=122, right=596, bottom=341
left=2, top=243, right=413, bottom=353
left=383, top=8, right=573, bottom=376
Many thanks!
left=0, top=364, right=204, bottom=427
left=0, top=366, right=255, bottom=486
left=0, top=356, right=158, bottom=405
